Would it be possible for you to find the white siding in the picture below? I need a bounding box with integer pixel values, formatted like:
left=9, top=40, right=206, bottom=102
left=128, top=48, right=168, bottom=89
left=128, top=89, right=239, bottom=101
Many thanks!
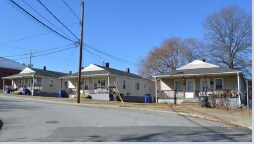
left=116, top=76, right=154, bottom=97
left=41, top=77, right=61, bottom=93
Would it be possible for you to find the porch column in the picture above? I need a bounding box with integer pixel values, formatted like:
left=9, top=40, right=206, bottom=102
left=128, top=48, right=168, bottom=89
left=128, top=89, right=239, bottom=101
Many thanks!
left=82, top=78, right=85, bottom=95
left=107, top=74, right=110, bottom=87
left=155, top=77, right=158, bottom=103
left=2, top=79, right=5, bottom=93
left=32, top=75, right=35, bottom=96
left=237, top=72, right=241, bottom=105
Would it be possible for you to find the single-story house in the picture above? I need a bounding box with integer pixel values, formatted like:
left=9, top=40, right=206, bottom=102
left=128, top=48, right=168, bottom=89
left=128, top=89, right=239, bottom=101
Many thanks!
left=60, top=63, right=155, bottom=102
left=2, top=66, right=67, bottom=97
left=153, top=59, right=246, bottom=105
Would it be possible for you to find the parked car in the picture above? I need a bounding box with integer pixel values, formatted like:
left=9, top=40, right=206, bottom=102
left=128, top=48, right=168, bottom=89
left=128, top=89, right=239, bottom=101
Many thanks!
left=20, top=88, right=32, bottom=95
left=58, top=90, right=69, bottom=98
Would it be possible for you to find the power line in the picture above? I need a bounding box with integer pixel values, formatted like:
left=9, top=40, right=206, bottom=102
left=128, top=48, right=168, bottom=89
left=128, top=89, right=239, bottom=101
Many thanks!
left=21, top=0, right=73, bottom=40
left=37, top=0, right=79, bottom=41
left=62, top=0, right=80, bottom=21
left=0, top=23, right=79, bottom=45
left=2, top=43, right=77, bottom=58
left=7, top=0, right=76, bottom=43
left=1, top=45, right=76, bottom=61
left=83, top=44, right=139, bottom=67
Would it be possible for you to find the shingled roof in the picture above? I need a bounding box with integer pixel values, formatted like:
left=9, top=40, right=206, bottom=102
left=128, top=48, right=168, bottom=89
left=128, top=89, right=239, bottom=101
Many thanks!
left=62, top=64, right=145, bottom=80
left=2, top=67, right=67, bottom=79
left=153, top=60, right=241, bottom=78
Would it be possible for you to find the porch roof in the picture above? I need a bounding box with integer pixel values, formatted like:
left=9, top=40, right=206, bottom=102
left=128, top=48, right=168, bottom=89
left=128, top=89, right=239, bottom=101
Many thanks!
left=153, top=67, right=241, bottom=78
left=2, top=68, right=67, bottom=79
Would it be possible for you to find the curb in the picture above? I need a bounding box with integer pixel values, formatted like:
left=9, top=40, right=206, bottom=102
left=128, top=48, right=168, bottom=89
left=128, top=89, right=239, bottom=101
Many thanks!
left=0, top=94, right=251, bottom=129
left=175, top=111, right=250, bottom=128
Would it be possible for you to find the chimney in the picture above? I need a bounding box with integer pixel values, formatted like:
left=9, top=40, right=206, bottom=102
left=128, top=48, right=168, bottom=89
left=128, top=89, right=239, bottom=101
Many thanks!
left=105, top=63, right=109, bottom=68
left=69, top=71, right=72, bottom=75
left=202, top=59, right=206, bottom=62
left=126, top=68, right=130, bottom=73
left=43, top=66, right=46, bottom=70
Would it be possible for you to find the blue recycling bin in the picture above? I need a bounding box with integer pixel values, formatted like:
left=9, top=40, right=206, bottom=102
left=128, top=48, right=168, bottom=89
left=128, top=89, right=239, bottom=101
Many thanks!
left=58, top=90, right=69, bottom=98
left=145, top=94, right=151, bottom=103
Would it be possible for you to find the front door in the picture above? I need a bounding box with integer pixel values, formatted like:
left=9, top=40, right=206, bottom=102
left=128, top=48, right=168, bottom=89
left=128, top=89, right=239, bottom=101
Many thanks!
left=185, top=79, right=195, bottom=98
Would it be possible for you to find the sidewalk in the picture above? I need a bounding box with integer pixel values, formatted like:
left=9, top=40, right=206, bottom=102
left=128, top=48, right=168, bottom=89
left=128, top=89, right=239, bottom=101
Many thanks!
left=0, top=94, right=252, bottom=129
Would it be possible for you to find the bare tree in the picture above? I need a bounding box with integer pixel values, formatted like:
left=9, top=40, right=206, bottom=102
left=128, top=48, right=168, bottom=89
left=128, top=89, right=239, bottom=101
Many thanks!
left=203, top=6, right=252, bottom=77
left=138, top=37, right=201, bottom=78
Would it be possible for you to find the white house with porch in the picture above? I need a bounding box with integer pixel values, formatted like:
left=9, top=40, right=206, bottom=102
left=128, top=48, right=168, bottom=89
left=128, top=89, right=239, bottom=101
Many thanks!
left=61, top=63, right=155, bottom=102
left=153, top=59, right=246, bottom=106
left=2, top=66, right=67, bottom=97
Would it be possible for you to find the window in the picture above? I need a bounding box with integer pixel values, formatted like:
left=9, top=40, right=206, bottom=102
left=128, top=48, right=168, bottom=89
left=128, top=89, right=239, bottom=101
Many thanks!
left=174, top=80, right=182, bottom=90
left=50, top=79, right=54, bottom=87
left=101, top=80, right=106, bottom=87
left=215, top=78, right=223, bottom=90
left=64, top=81, right=68, bottom=88
left=84, top=80, right=88, bottom=89
left=94, top=80, right=98, bottom=89
left=200, top=78, right=210, bottom=92
left=123, top=80, right=126, bottom=89
left=135, top=82, right=139, bottom=90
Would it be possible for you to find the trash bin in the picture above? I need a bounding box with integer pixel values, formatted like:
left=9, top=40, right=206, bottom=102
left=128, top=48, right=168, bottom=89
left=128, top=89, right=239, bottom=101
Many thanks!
left=199, top=96, right=208, bottom=107
left=145, top=94, right=151, bottom=103
left=58, top=90, right=62, bottom=98
left=58, top=90, right=68, bottom=98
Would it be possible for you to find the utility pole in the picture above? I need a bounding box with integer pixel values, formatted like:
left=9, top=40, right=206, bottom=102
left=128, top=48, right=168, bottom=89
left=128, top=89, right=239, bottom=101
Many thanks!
left=77, top=0, right=84, bottom=103
left=29, top=50, right=34, bottom=68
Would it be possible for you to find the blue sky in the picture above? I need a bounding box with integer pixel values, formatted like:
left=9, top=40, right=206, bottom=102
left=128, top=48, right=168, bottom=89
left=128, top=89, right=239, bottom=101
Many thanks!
left=0, top=0, right=252, bottom=74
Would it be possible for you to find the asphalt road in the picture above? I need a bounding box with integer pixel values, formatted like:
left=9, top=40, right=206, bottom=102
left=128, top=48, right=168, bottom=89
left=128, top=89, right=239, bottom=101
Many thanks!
left=0, top=96, right=252, bottom=142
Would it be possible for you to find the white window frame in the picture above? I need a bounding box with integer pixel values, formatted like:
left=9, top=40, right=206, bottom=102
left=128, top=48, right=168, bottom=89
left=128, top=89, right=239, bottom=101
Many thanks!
left=93, top=80, right=98, bottom=89
left=200, top=78, right=210, bottom=92
left=100, top=80, right=106, bottom=87
left=64, top=81, right=68, bottom=88
left=214, top=78, right=224, bottom=90
left=174, top=80, right=182, bottom=91
left=50, top=79, right=54, bottom=87
left=135, top=82, right=140, bottom=91
left=84, top=79, right=88, bottom=89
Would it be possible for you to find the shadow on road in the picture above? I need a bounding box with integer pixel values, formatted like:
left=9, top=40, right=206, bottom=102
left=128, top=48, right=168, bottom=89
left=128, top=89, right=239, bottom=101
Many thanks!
left=0, top=98, right=39, bottom=112
left=37, top=126, right=251, bottom=142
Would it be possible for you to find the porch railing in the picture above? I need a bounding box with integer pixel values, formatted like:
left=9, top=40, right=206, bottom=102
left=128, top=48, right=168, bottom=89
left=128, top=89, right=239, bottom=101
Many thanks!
left=158, top=90, right=185, bottom=99
left=68, top=86, right=116, bottom=95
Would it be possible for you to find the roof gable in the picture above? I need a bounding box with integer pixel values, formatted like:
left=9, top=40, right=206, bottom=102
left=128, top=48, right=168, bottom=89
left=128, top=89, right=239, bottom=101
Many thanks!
left=177, top=60, right=219, bottom=70
left=82, top=64, right=104, bottom=72
left=20, top=67, right=35, bottom=74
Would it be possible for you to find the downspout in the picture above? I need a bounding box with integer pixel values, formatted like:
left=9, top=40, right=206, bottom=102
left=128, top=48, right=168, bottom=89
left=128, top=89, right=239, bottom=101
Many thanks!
left=237, top=72, right=241, bottom=105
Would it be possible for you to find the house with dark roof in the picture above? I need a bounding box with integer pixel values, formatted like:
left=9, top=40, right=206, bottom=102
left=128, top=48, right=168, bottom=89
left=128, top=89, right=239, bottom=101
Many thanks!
left=61, top=63, right=155, bottom=102
left=153, top=59, right=246, bottom=105
left=0, top=57, right=26, bottom=89
left=2, top=66, right=67, bottom=97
